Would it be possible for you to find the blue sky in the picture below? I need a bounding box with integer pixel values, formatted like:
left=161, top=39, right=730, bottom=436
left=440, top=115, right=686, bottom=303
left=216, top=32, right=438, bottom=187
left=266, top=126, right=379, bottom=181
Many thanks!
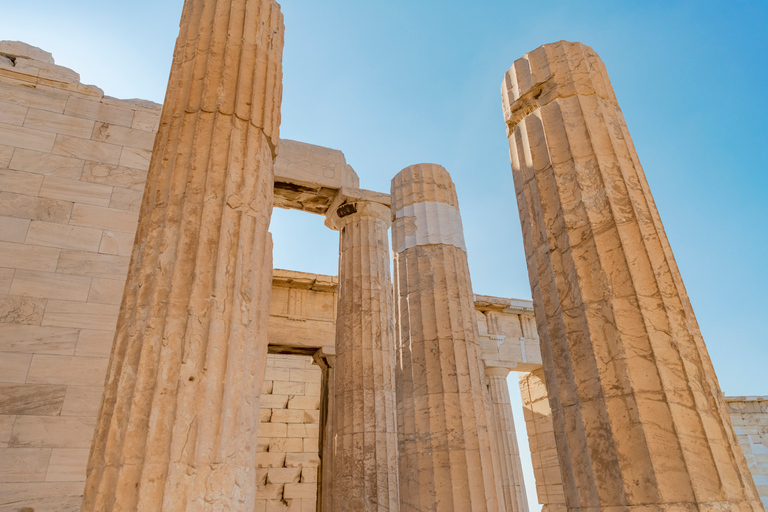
left=3, top=1, right=766, bottom=509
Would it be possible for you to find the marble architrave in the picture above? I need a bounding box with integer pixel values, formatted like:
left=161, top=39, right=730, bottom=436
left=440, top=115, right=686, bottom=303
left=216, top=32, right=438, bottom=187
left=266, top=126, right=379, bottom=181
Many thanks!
left=81, top=0, right=284, bottom=510
left=502, top=41, right=762, bottom=511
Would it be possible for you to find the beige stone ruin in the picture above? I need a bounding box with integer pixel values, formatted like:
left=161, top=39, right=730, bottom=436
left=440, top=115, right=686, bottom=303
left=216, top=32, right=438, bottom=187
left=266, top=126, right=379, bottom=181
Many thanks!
left=0, top=4, right=765, bottom=512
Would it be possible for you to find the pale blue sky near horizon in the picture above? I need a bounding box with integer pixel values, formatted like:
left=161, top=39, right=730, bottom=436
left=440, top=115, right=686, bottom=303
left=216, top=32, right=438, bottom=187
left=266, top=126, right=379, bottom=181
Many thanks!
left=2, top=1, right=766, bottom=510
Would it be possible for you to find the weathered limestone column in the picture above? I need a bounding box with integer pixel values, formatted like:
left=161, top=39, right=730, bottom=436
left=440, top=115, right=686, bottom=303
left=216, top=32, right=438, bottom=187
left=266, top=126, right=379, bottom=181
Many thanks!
left=392, top=164, right=501, bottom=512
left=325, top=189, right=400, bottom=511
left=502, top=41, right=762, bottom=510
left=81, top=1, right=284, bottom=511
left=486, top=367, right=529, bottom=512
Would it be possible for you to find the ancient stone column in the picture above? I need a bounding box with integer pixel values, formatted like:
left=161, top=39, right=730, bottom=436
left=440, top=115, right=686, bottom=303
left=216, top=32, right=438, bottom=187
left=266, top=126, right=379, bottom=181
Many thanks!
left=486, top=367, right=529, bottom=512
left=501, top=41, right=762, bottom=511
left=81, top=1, right=284, bottom=511
left=313, top=347, right=336, bottom=512
left=392, top=164, right=501, bottom=512
left=325, top=189, right=400, bottom=511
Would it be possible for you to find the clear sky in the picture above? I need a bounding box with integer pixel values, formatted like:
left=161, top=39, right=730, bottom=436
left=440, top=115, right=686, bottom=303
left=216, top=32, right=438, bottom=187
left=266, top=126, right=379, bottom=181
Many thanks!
left=2, top=1, right=766, bottom=510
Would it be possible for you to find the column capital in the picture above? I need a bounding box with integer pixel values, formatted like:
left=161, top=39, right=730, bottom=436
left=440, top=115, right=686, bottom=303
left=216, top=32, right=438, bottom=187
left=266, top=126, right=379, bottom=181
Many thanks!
left=313, top=346, right=337, bottom=370
left=485, top=366, right=512, bottom=379
left=324, top=187, right=392, bottom=231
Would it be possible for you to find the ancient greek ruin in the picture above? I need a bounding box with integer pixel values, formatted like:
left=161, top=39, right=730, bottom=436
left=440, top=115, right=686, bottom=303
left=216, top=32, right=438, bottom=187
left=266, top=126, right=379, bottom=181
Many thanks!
left=0, top=0, right=765, bottom=511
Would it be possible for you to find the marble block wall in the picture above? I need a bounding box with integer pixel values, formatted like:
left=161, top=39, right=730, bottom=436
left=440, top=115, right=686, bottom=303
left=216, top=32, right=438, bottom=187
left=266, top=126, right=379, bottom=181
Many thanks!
left=256, top=354, right=322, bottom=512
left=0, top=42, right=161, bottom=512
left=727, top=397, right=768, bottom=509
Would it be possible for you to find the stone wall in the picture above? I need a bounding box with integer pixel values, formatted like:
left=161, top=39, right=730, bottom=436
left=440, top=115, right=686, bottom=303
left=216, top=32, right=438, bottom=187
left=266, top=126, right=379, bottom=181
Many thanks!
left=256, top=354, right=321, bottom=512
left=0, top=42, right=161, bottom=512
left=727, top=397, right=768, bottom=509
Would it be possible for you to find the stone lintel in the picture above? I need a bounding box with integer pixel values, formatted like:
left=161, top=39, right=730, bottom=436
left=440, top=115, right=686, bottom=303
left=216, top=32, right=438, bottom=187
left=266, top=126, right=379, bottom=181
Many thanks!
left=274, top=139, right=361, bottom=214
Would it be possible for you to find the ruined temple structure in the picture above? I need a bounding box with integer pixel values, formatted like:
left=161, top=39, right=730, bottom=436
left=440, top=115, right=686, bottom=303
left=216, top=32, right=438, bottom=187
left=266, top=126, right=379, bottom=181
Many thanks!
left=0, top=1, right=765, bottom=511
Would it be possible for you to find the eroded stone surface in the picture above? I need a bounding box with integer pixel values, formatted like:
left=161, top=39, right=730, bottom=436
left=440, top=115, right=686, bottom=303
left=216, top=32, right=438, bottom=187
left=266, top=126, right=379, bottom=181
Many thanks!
left=502, top=40, right=763, bottom=511
left=392, top=164, right=501, bottom=512
left=80, top=0, right=284, bottom=510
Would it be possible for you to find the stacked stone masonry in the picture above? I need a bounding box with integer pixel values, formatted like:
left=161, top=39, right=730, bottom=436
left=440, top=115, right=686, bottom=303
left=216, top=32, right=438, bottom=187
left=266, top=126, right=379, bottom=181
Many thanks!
left=728, top=398, right=768, bottom=510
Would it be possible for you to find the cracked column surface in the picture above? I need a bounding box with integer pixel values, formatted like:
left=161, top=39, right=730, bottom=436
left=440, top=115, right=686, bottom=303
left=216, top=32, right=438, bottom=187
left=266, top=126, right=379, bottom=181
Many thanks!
left=486, top=367, right=529, bottom=512
left=326, top=190, right=400, bottom=511
left=80, top=0, right=283, bottom=510
left=501, top=40, right=762, bottom=511
left=391, top=164, right=501, bottom=512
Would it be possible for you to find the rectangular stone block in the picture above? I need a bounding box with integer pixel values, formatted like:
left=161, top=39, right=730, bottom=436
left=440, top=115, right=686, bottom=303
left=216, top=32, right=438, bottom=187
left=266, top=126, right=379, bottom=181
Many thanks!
left=70, top=203, right=138, bottom=232
left=26, top=354, right=108, bottom=387
left=131, top=110, right=160, bottom=132
left=0, top=169, right=43, bottom=196
left=0, top=353, right=32, bottom=384
left=0, top=100, right=28, bottom=126
left=64, top=96, right=134, bottom=127
left=272, top=381, right=305, bottom=395
left=0, top=241, right=60, bottom=272
left=0, top=215, right=30, bottom=243
left=80, top=161, right=147, bottom=190
left=0, top=268, right=12, bottom=295
left=9, top=415, right=96, bottom=448
left=0, top=416, right=14, bottom=447
left=39, top=176, right=112, bottom=207
left=118, top=146, right=151, bottom=170
left=0, top=191, right=72, bottom=223
left=289, top=368, right=321, bottom=383
left=265, top=366, right=291, bottom=381
left=267, top=467, right=301, bottom=484
left=0, top=295, right=46, bottom=325
left=0, top=80, right=68, bottom=113
left=45, top=448, right=89, bottom=482
left=283, top=483, right=317, bottom=500
left=271, top=409, right=306, bottom=424
left=260, top=422, right=287, bottom=438
left=75, top=329, right=115, bottom=357
left=109, top=187, right=143, bottom=212
left=254, top=483, right=284, bottom=500
left=25, top=221, right=102, bottom=252
left=0, top=448, right=51, bottom=482
left=61, top=386, right=103, bottom=417
left=286, top=424, right=319, bottom=439
left=41, top=299, right=119, bottom=331
left=99, top=230, right=135, bottom=257
left=0, top=481, right=85, bottom=512
left=24, top=108, right=95, bottom=139
left=0, top=384, right=66, bottom=415
left=8, top=148, right=84, bottom=179
left=0, top=324, right=78, bottom=355
left=57, top=250, right=129, bottom=280
left=261, top=394, right=289, bottom=409
left=284, top=453, right=320, bottom=468
left=255, top=452, right=287, bottom=468
left=9, top=270, right=91, bottom=301
left=87, top=277, right=125, bottom=305
left=91, top=121, right=155, bottom=151
left=269, top=438, right=303, bottom=453
left=286, top=396, right=320, bottom=410
left=52, top=134, right=121, bottom=165
left=301, top=468, right=317, bottom=483
left=0, top=121, right=56, bottom=152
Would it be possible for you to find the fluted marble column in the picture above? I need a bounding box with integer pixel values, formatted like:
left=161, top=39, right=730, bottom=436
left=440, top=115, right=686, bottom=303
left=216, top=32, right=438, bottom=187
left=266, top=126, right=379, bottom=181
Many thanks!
left=502, top=41, right=762, bottom=511
left=392, top=164, right=501, bottom=512
left=325, top=189, right=400, bottom=511
left=486, top=367, right=529, bottom=512
left=81, top=1, right=283, bottom=511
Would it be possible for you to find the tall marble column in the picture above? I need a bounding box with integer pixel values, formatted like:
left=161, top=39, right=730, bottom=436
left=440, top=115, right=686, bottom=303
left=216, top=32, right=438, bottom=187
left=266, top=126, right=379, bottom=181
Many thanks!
left=81, top=1, right=284, bottom=511
left=392, top=164, right=501, bottom=512
left=486, top=367, right=529, bottom=512
left=501, top=41, right=762, bottom=511
left=325, top=189, right=400, bottom=511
